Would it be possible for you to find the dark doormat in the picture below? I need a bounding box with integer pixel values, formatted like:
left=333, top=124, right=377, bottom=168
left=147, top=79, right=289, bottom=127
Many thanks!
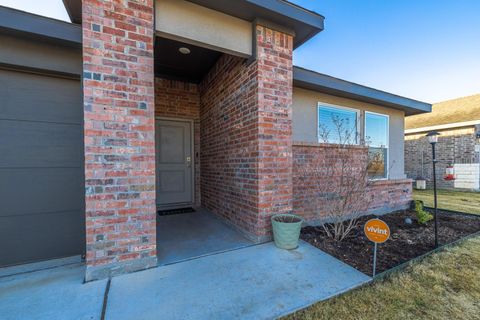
left=158, top=207, right=196, bottom=216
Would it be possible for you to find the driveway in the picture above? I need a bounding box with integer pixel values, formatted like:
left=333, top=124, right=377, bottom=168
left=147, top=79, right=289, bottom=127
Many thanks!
left=0, top=261, right=106, bottom=320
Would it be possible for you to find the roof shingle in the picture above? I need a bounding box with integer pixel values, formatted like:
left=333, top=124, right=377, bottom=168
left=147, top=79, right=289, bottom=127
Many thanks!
left=405, top=94, right=480, bottom=130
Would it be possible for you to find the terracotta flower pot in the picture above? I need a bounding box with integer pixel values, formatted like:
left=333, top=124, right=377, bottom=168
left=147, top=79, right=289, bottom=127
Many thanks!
left=271, top=214, right=303, bottom=250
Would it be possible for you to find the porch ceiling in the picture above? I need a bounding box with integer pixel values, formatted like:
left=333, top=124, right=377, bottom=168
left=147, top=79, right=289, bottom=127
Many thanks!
left=155, top=36, right=222, bottom=83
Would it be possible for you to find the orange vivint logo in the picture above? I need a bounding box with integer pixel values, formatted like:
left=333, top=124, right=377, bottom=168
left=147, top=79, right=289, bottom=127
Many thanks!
left=364, top=219, right=390, bottom=243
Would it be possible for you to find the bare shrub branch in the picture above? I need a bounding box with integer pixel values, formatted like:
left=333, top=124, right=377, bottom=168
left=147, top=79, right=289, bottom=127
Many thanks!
left=303, top=116, right=375, bottom=241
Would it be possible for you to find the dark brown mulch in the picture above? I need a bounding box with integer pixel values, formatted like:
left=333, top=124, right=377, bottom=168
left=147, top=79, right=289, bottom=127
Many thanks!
left=301, top=210, right=480, bottom=276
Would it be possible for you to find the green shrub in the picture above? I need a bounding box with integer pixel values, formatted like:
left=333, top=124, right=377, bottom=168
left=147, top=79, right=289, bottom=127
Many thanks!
left=414, top=200, right=433, bottom=225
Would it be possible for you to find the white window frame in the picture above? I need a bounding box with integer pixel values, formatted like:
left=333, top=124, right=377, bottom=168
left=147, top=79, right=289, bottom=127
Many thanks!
left=364, top=111, right=390, bottom=180
left=317, top=102, right=361, bottom=145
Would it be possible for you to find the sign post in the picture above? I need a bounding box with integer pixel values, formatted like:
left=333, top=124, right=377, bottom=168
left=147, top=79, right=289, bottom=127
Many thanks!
left=364, top=219, right=390, bottom=277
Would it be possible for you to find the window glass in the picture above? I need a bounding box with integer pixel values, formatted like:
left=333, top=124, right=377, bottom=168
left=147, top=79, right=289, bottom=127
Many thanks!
left=368, top=147, right=387, bottom=179
left=318, top=105, right=358, bottom=144
left=365, top=112, right=388, bottom=147
left=365, top=112, right=389, bottom=179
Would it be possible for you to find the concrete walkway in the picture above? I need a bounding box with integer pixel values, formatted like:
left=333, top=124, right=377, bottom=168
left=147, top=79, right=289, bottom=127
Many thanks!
left=0, top=242, right=370, bottom=320
left=157, top=210, right=253, bottom=265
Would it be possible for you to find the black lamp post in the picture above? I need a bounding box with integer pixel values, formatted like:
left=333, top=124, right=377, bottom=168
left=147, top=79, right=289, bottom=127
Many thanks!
left=426, top=131, right=440, bottom=248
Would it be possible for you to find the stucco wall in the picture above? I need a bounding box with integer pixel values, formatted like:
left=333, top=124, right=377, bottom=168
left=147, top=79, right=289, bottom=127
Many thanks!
left=155, top=0, right=252, bottom=57
left=0, top=34, right=81, bottom=75
left=292, top=87, right=406, bottom=179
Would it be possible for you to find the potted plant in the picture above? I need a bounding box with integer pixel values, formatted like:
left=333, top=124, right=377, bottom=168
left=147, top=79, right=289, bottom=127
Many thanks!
left=271, top=214, right=303, bottom=250
left=415, top=176, right=427, bottom=190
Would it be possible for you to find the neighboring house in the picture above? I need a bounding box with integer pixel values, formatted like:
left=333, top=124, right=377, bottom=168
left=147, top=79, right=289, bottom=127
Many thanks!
left=405, top=95, right=480, bottom=190
left=0, top=0, right=431, bottom=281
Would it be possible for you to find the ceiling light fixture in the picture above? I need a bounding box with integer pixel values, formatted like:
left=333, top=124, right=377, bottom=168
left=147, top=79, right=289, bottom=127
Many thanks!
left=179, top=47, right=191, bottom=55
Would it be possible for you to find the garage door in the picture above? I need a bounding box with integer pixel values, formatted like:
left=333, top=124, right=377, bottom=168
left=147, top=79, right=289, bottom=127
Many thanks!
left=0, top=69, right=85, bottom=267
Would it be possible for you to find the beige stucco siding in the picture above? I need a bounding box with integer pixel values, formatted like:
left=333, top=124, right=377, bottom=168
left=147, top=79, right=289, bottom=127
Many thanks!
left=292, top=87, right=406, bottom=179
left=0, top=34, right=81, bottom=75
left=155, top=0, right=252, bottom=57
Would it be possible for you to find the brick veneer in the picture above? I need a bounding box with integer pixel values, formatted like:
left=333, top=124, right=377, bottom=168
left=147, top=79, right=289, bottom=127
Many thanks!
left=82, top=0, right=156, bottom=281
left=256, top=25, right=294, bottom=238
left=367, top=179, right=412, bottom=214
left=405, top=127, right=478, bottom=189
left=155, top=78, right=201, bottom=206
left=199, top=25, right=293, bottom=241
left=199, top=54, right=259, bottom=239
left=293, top=142, right=412, bottom=222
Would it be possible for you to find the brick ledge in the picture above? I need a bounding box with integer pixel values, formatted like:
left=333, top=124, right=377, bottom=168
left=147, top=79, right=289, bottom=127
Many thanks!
left=369, top=178, right=413, bottom=186
left=293, top=141, right=366, bottom=150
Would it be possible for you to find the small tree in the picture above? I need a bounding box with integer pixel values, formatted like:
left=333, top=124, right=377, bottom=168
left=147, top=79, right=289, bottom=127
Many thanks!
left=301, top=115, right=380, bottom=241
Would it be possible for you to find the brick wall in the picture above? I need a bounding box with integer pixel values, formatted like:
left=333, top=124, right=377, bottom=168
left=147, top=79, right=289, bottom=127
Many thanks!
left=199, top=54, right=260, bottom=239
left=293, top=142, right=412, bottom=222
left=82, top=0, right=156, bottom=281
left=155, top=78, right=201, bottom=206
left=405, top=127, right=478, bottom=189
left=256, top=25, right=294, bottom=238
left=199, top=25, right=293, bottom=241
left=367, top=179, right=412, bottom=214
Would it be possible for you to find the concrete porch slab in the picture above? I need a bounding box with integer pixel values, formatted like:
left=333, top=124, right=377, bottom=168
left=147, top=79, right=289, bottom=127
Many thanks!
left=156, top=209, right=253, bottom=265
left=0, top=263, right=107, bottom=320
left=106, top=241, right=371, bottom=320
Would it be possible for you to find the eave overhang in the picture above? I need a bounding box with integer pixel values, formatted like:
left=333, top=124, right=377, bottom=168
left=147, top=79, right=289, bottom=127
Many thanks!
left=293, top=66, right=432, bottom=116
left=62, top=0, right=324, bottom=49
left=0, top=5, right=81, bottom=46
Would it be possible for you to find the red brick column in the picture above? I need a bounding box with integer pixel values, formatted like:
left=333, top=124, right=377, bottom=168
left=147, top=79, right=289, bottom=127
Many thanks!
left=199, top=25, right=293, bottom=241
left=255, top=25, right=294, bottom=239
left=82, top=0, right=157, bottom=281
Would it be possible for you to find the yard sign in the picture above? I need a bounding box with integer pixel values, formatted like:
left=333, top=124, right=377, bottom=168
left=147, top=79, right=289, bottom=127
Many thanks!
left=364, top=219, right=390, bottom=277
left=364, top=219, right=390, bottom=243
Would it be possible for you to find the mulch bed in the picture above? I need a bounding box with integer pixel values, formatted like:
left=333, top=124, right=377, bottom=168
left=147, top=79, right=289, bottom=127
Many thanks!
left=301, top=210, right=480, bottom=276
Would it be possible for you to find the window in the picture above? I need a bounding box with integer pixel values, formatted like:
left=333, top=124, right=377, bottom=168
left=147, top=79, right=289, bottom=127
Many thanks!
left=365, top=112, right=389, bottom=179
left=317, top=104, right=359, bottom=144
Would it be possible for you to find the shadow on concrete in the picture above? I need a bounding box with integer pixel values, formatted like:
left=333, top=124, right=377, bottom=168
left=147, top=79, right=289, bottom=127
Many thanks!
left=156, top=208, right=254, bottom=265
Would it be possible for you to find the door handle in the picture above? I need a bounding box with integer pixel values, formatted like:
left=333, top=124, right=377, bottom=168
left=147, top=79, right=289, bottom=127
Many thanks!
left=186, top=156, right=192, bottom=168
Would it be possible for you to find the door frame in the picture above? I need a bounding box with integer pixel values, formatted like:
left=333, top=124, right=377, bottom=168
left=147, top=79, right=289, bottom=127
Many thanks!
left=155, top=116, right=195, bottom=209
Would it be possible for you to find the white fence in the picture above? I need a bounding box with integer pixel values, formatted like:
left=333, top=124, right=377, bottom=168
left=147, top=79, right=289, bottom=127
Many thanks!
left=454, top=164, right=480, bottom=190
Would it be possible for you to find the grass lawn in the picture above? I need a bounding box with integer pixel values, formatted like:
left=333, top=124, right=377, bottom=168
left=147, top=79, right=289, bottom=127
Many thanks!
left=285, top=235, right=480, bottom=320
left=413, top=189, right=480, bottom=215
